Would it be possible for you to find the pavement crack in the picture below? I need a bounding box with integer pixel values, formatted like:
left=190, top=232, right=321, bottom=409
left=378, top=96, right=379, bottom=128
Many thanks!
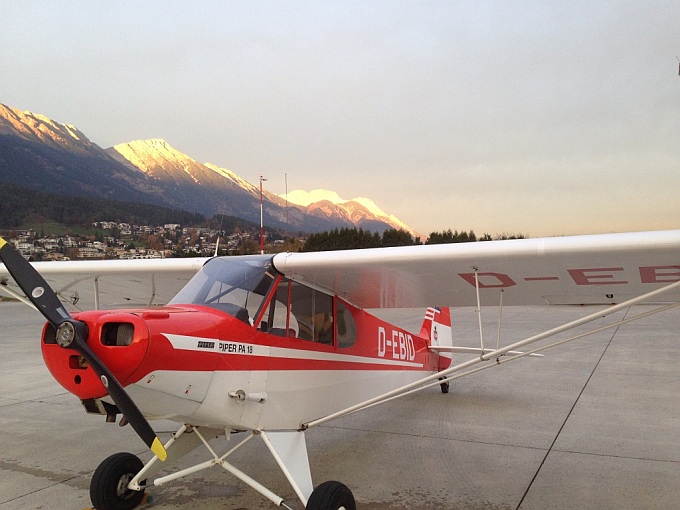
left=514, top=306, right=631, bottom=510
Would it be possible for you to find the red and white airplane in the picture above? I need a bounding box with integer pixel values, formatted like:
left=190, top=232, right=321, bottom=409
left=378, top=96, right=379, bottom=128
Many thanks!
left=1, top=229, right=679, bottom=510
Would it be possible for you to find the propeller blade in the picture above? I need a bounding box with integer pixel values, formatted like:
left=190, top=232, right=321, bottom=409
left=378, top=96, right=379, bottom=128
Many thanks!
left=0, top=237, right=70, bottom=325
left=0, top=237, right=167, bottom=461
left=73, top=336, right=167, bottom=461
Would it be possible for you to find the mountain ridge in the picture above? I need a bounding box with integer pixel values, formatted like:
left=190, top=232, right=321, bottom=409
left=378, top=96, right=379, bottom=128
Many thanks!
left=281, top=189, right=413, bottom=234
left=0, top=102, right=413, bottom=235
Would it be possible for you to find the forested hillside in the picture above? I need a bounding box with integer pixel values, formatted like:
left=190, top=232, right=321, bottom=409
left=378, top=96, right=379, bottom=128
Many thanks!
left=0, top=183, right=205, bottom=229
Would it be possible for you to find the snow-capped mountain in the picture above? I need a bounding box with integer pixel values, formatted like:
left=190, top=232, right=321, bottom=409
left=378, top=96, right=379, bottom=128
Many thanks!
left=281, top=189, right=413, bottom=234
left=108, top=140, right=413, bottom=233
left=0, top=103, right=96, bottom=155
left=203, top=163, right=286, bottom=206
left=0, top=103, right=168, bottom=203
left=0, top=102, right=413, bottom=234
left=110, top=140, right=245, bottom=191
left=107, top=139, right=292, bottom=224
left=204, top=163, right=259, bottom=195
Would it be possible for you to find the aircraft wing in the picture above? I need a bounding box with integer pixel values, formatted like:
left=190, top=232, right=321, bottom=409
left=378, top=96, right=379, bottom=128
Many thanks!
left=273, top=230, right=680, bottom=309
left=0, top=257, right=206, bottom=311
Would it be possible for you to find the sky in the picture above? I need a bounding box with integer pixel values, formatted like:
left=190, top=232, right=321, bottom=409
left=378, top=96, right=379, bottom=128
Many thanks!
left=1, top=1, right=679, bottom=237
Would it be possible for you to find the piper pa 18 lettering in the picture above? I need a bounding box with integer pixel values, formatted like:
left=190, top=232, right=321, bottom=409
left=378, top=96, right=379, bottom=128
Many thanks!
left=1, top=230, right=679, bottom=510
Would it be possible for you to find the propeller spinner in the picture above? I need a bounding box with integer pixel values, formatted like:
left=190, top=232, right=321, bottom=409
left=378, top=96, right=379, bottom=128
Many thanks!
left=0, top=237, right=167, bottom=461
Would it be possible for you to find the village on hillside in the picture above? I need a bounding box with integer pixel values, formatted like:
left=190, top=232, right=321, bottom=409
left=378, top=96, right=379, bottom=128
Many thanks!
left=2, top=222, right=526, bottom=261
left=3, top=221, right=301, bottom=261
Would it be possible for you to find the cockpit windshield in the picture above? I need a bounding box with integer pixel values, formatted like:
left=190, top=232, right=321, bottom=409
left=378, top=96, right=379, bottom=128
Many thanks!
left=169, top=255, right=277, bottom=325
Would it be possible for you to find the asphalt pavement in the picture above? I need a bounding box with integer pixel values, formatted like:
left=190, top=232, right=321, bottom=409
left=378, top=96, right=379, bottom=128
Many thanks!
left=1, top=301, right=680, bottom=509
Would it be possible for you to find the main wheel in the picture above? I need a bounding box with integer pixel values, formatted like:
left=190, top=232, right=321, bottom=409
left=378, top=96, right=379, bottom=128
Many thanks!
left=306, top=480, right=356, bottom=510
left=90, top=452, right=145, bottom=510
left=439, top=377, right=450, bottom=394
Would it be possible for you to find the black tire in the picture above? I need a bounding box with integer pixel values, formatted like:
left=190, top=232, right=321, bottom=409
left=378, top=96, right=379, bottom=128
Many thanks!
left=439, top=377, right=450, bottom=394
left=306, top=480, right=356, bottom=510
left=90, top=452, right=145, bottom=510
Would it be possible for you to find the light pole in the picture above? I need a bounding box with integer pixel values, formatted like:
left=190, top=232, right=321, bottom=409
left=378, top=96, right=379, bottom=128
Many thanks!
left=259, top=175, right=267, bottom=254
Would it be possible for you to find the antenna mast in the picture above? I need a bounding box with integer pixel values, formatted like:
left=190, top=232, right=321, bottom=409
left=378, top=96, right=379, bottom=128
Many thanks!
left=259, top=175, right=267, bottom=254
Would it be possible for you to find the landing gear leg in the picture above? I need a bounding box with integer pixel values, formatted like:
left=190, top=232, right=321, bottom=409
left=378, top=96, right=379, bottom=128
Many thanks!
left=306, top=480, right=356, bottom=510
left=101, top=425, right=355, bottom=510
left=90, top=452, right=145, bottom=510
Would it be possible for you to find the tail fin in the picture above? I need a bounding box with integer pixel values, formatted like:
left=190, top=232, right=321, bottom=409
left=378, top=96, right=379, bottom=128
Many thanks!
left=420, top=307, right=453, bottom=370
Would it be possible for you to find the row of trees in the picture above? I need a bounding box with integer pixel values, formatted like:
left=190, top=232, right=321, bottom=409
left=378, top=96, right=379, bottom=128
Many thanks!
left=425, top=229, right=478, bottom=244
left=425, top=229, right=526, bottom=244
left=302, top=228, right=526, bottom=252
left=302, top=228, right=415, bottom=251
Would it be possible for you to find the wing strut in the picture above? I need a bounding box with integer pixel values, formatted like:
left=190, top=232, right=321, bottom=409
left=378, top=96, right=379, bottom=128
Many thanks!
left=474, top=268, right=506, bottom=358
left=496, top=288, right=504, bottom=352
left=94, top=277, right=100, bottom=310
left=0, top=281, right=36, bottom=309
left=473, top=267, right=485, bottom=353
left=301, top=279, right=680, bottom=430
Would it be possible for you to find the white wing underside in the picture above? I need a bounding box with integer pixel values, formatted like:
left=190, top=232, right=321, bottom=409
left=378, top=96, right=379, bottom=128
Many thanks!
left=0, top=257, right=206, bottom=311
left=1, top=230, right=679, bottom=311
left=272, top=230, right=680, bottom=308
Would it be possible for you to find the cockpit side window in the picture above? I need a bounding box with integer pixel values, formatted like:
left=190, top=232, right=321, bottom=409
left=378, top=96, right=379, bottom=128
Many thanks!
left=290, top=282, right=334, bottom=344
left=336, top=300, right=357, bottom=348
left=262, top=279, right=357, bottom=348
left=264, top=278, right=334, bottom=344
left=262, top=279, right=298, bottom=337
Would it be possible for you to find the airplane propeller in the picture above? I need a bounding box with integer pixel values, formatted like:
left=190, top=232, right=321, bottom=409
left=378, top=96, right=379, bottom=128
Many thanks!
left=0, top=237, right=167, bottom=461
